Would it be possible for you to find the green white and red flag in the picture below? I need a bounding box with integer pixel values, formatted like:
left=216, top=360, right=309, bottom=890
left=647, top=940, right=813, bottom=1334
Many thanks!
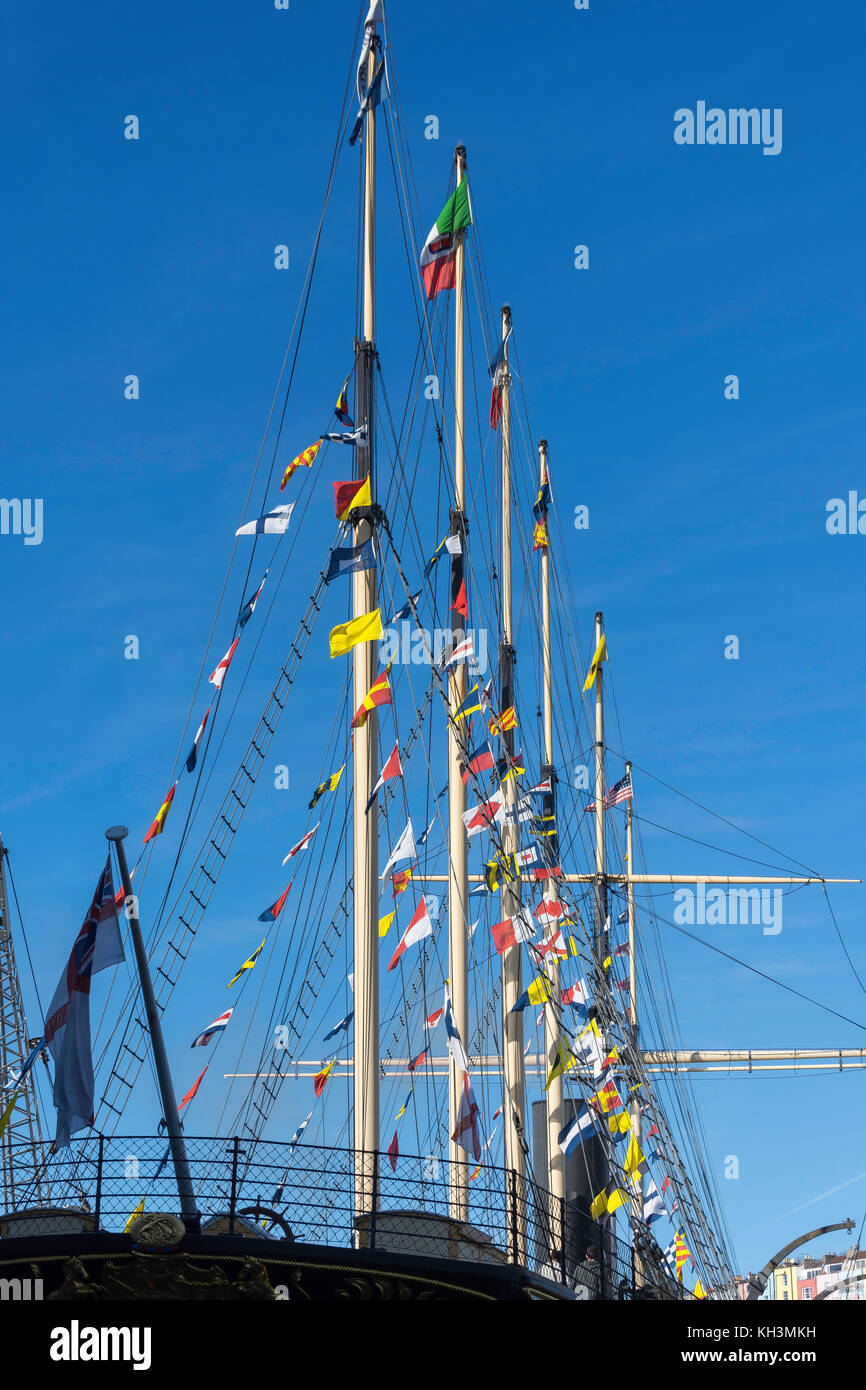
left=420, top=178, right=471, bottom=299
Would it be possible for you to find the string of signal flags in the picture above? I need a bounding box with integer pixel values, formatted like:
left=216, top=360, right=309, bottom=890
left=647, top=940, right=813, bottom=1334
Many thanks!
left=128, top=299, right=612, bottom=1169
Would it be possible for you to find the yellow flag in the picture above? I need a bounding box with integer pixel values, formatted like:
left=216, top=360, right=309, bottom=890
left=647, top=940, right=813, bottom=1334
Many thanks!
left=568, top=935, right=579, bottom=957
left=378, top=911, right=395, bottom=938
left=125, top=1197, right=145, bottom=1233
left=590, top=1181, right=631, bottom=1221
left=582, top=634, right=608, bottom=692
left=329, top=608, right=383, bottom=658
left=545, top=1041, right=577, bottom=1090
left=624, top=1132, right=645, bottom=1178
left=607, top=1110, right=631, bottom=1140
left=0, top=1094, right=18, bottom=1141
left=694, top=1279, right=706, bottom=1299
left=603, top=954, right=611, bottom=971
left=606, top=1185, right=631, bottom=1215
left=526, top=976, right=551, bottom=1006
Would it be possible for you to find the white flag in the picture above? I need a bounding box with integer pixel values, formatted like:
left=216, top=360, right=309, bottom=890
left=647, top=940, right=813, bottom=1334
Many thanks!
left=380, top=819, right=416, bottom=882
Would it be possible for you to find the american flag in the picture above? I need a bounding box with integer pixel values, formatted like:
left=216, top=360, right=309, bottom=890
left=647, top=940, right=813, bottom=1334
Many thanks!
left=603, top=771, right=633, bottom=808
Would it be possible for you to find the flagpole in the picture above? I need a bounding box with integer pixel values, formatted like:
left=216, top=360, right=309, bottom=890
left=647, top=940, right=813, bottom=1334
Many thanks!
left=538, top=439, right=565, bottom=1250
left=447, top=142, right=470, bottom=1221
left=625, top=760, right=643, bottom=1286
left=499, top=304, right=527, bottom=1262
left=106, top=827, right=200, bottom=1231
left=353, top=21, right=380, bottom=1223
left=592, top=611, right=611, bottom=1278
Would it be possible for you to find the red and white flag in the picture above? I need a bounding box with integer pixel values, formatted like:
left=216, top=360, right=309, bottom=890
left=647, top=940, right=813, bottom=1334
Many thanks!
left=387, top=897, right=434, bottom=972
left=533, top=898, right=563, bottom=929
left=561, top=977, right=589, bottom=1008
left=533, top=929, right=568, bottom=960
left=451, top=1070, right=482, bottom=1161
left=461, top=791, right=504, bottom=837
left=44, top=858, right=125, bottom=1147
left=365, top=740, right=403, bottom=814
left=209, top=637, right=240, bottom=690
left=282, top=823, right=320, bottom=866
left=491, top=907, right=535, bottom=956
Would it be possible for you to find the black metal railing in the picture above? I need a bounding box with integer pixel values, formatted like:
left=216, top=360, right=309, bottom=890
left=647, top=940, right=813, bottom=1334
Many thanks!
left=0, top=1135, right=684, bottom=1299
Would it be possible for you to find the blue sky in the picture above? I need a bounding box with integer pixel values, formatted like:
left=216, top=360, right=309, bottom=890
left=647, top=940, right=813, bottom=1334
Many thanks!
left=3, top=0, right=866, bottom=1277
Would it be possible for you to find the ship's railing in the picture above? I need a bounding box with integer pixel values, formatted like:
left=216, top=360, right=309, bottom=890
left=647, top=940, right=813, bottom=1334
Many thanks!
left=0, top=1135, right=684, bottom=1299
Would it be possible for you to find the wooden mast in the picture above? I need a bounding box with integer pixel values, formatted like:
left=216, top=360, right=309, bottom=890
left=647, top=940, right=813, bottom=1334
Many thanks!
left=353, top=19, right=379, bottom=1221
left=625, top=759, right=643, bottom=1285
left=538, top=440, right=565, bottom=1238
left=499, top=304, right=527, bottom=1259
left=447, top=143, right=469, bottom=1221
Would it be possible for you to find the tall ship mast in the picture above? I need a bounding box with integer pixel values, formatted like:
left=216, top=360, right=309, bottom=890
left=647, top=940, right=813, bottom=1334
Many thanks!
left=0, top=2, right=861, bottom=1304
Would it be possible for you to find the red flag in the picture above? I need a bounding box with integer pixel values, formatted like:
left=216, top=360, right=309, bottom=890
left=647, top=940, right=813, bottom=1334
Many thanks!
left=450, top=578, right=468, bottom=619
left=178, top=1065, right=208, bottom=1111
left=387, top=1131, right=399, bottom=1172
left=408, top=1046, right=429, bottom=1073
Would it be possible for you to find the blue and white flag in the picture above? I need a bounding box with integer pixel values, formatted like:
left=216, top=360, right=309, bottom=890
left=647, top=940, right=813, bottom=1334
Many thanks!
left=238, top=569, right=269, bottom=629
left=557, top=1103, right=595, bottom=1157
left=236, top=502, right=295, bottom=537
left=2, top=1037, right=44, bottom=1096
left=323, top=1011, right=354, bottom=1042
left=324, top=538, right=376, bottom=585
left=44, top=858, right=125, bottom=1147
left=417, top=816, right=437, bottom=848
left=350, top=60, right=387, bottom=145
left=663, top=1236, right=677, bottom=1276
left=273, top=1109, right=315, bottom=1203
left=322, top=422, right=369, bottom=446
left=443, top=988, right=469, bottom=1070
left=643, top=1178, right=667, bottom=1224
left=191, top=1007, right=233, bottom=1048
left=391, top=591, right=422, bottom=622
left=185, top=707, right=210, bottom=773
